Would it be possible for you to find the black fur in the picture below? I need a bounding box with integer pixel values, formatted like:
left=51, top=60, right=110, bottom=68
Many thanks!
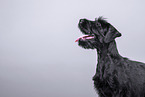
left=76, top=17, right=145, bottom=97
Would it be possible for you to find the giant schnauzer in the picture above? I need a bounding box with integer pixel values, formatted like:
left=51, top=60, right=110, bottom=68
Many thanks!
left=75, top=17, right=145, bottom=97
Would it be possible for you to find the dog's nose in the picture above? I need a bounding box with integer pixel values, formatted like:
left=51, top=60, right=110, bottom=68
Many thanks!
left=79, top=19, right=85, bottom=24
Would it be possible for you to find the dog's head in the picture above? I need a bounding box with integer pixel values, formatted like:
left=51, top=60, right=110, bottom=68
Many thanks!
left=75, top=17, right=121, bottom=49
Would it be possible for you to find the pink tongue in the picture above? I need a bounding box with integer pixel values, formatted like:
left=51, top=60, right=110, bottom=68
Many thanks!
left=75, top=35, right=94, bottom=42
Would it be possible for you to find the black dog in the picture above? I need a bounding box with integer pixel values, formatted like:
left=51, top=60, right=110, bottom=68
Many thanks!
left=75, top=17, right=145, bottom=97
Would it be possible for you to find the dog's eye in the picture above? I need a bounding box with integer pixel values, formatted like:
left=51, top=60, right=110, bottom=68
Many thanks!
left=96, top=23, right=101, bottom=26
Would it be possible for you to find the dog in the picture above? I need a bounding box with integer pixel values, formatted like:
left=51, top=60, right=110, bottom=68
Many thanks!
left=75, top=17, right=145, bottom=97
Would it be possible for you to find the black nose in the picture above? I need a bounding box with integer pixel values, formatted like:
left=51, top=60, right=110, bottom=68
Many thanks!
left=79, top=19, right=84, bottom=24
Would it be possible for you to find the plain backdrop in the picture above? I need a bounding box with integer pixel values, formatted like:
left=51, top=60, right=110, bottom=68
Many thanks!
left=0, top=0, right=145, bottom=97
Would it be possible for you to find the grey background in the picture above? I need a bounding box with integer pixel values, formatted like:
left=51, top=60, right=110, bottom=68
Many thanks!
left=0, top=0, right=145, bottom=97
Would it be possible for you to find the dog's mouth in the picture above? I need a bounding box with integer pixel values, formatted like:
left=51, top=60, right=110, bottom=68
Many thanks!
left=75, top=19, right=95, bottom=42
left=75, top=34, right=94, bottom=42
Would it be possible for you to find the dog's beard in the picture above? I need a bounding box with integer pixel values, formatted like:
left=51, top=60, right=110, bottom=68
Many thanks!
left=75, top=30, right=96, bottom=49
left=78, top=39, right=96, bottom=49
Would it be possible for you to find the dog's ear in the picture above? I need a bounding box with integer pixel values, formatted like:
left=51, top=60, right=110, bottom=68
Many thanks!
left=104, top=25, right=121, bottom=43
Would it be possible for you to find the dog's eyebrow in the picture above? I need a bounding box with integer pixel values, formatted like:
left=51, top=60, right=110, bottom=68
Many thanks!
left=94, top=21, right=105, bottom=38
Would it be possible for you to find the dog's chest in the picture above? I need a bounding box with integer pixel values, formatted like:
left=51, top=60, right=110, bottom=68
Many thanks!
left=93, top=57, right=118, bottom=86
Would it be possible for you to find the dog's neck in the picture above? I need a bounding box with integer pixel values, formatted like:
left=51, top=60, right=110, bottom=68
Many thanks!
left=94, top=41, right=122, bottom=79
left=97, top=41, right=121, bottom=59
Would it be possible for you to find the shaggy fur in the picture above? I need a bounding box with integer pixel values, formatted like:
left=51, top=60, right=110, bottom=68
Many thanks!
left=76, top=17, right=145, bottom=97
